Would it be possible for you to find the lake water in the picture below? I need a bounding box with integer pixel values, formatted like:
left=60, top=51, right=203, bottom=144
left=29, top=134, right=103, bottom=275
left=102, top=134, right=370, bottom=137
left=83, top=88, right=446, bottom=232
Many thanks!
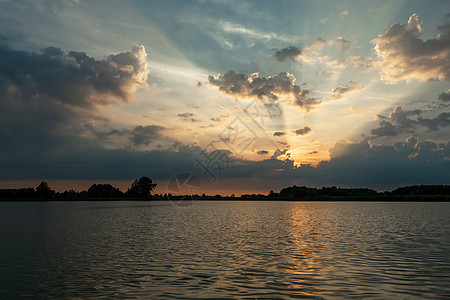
left=0, top=201, right=449, bottom=299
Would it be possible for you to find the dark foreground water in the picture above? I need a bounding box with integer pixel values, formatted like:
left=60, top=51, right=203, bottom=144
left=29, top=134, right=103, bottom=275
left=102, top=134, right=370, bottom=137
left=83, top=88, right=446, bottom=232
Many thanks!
left=0, top=201, right=449, bottom=299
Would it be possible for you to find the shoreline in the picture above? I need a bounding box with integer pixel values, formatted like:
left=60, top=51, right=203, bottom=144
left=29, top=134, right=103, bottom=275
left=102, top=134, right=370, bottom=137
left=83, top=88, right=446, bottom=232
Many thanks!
left=1, top=195, right=449, bottom=202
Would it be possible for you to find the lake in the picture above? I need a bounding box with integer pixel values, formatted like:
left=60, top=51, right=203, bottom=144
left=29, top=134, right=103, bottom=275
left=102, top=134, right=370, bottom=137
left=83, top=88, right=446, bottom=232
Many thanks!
left=0, top=201, right=449, bottom=298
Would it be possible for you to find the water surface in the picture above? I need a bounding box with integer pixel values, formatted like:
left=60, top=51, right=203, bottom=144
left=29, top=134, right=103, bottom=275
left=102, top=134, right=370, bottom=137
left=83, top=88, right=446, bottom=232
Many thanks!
left=0, top=201, right=449, bottom=298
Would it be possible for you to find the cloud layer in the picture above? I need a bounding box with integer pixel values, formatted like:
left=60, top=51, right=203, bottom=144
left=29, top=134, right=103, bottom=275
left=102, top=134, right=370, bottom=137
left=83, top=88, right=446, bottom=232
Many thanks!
left=130, top=125, right=165, bottom=146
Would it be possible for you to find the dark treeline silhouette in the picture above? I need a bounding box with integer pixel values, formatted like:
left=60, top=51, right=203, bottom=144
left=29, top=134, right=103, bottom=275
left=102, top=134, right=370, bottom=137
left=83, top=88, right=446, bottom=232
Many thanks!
left=0, top=177, right=157, bottom=200
left=277, top=185, right=378, bottom=199
left=172, top=185, right=449, bottom=201
left=262, top=185, right=449, bottom=201
left=0, top=181, right=449, bottom=201
left=390, top=185, right=450, bottom=196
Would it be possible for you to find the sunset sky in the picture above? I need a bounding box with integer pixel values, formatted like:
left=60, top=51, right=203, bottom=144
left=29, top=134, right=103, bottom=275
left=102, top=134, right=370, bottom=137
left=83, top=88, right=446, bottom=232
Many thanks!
left=0, top=0, right=449, bottom=195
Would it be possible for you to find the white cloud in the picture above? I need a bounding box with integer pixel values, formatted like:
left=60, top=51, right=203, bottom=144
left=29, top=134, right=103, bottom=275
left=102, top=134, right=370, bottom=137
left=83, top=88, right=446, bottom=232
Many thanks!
left=372, top=14, right=450, bottom=83
left=340, top=10, right=349, bottom=17
left=219, top=21, right=300, bottom=43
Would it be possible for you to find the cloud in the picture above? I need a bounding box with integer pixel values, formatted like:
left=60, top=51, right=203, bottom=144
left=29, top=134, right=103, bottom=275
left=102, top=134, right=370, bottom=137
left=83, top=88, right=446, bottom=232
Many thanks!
left=438, top=91, right=450, bottom=102
left=0, top=144, right=201, bottom=181
left=130, top=125, right=165, bottom=146
left=332, top=86, right=353, bottom=95
left=388, top=106, right=421, bottom=128
left=0, top=41, right=153, bottom=174
left=346, top=55, right=375, bottom=70
left=325, top=55, right=375, bottom=71
left=257, top=150, right=269, bottom=155
left=293, top=126, right=312, bottom=136
left=1, top=0, right=82, bottom=12
left=296, top=37, right=374, bottom=70
left=211, top=136, right=450, bottom=189
left=177, top=112, right=199, bottom=122
left=210, top=114, right=229, bottom=122
left=43, top=0, right=83, bottom=14
left=371, top=106, right=420, bottom=136
left=375, top=114, right=388, bottom=120
left=335, top=37, right=352, bottom=50
left=271, top=147, right=290, bottom=159
left=0, top=43, right=149, bottom=108
left=330, top=81, right=366, bottom=99
left=310, top=136, right=450, bottom=186
left=209, top=71, right=321, bottom=111
left=273, top=46, right=302, bottom=62
left=372, top=14, right=450, bottom=82
left=340, top=10, right=349, bottom=17
left=370, top=120, right=399, bottom=137
left=177, top=113, right=194, bottom=118
left=219, top=21, right=299, bottom=43
left=371, top=106, right=449, bottom=137
left=417, top=112, right=450, bottom=131
left=305, top=37, right=352, bottom=56
left=0, top=122, right=448, bottom=191
left=273, top=131, right=286, bottom=137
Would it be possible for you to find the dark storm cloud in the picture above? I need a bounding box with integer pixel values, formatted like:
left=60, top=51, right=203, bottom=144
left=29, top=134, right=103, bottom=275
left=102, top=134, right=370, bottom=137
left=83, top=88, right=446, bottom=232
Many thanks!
left=370, top=106, right=449, bottom=137
left=371, top=120, right=399, bottom=137
left=0, top=130, right=448, bottom=190
left=388, top=106, right=421, bottom=128
left=217, top=135, right=450, bottom=188
left=130, top=125, right=165, bottom=146
left=438, top=91, right=450, bottom=102
left=0, top=145, right=200, bottom=181
left=417, top=112, right=450, bottom=131
left=273, top=46, right=302, bottom=62
left=0, top=43, right=148, bottom=108
left=307, top=136, right=450, bottom=186
left=0, top=42, right=150, bottom=174
left=209, top=71, right=321, bottom=111
left=293, top=126, right=312, bottom=136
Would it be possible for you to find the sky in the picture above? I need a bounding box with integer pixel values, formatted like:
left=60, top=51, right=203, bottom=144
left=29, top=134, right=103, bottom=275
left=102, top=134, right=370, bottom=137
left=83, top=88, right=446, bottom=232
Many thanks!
left=0, top=0, right=449, bottom=195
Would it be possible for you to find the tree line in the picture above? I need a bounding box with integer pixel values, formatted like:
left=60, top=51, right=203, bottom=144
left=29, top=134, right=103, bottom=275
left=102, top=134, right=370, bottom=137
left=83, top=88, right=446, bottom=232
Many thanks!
left=0, top=180, right=449, bottom=201
left=0, top=177, right=156, bottom=200
left=262, top=185, right=450, bottom=201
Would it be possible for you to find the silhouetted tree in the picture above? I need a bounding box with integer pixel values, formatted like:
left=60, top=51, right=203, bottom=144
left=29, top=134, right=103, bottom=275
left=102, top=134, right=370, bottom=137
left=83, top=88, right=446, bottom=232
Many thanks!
left=0, top=188, right=35, bottom=199
left=126, top=177, right=157, bottom=198
left=35, top=181, right=55, bottom=199
left=390, top=185, right=450, bottom=196
left=60, top=189, right=80, bottom=199
left=87, top=184, right=124, bottom=198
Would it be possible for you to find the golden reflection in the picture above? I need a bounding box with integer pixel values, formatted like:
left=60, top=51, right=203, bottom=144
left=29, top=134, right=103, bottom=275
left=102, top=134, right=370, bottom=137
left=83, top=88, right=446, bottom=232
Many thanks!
left=282, top=204, right=331, bottom=283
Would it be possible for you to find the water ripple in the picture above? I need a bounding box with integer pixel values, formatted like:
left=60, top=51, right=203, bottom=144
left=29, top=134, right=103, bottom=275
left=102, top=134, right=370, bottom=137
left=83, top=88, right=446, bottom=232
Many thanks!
left=0, top=201, right=449, bottom=298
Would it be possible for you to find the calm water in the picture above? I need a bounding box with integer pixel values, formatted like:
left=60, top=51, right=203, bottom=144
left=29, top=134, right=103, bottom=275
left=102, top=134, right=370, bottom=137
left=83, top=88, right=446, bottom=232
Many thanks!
left=0, top=201, right=449, bottom=299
